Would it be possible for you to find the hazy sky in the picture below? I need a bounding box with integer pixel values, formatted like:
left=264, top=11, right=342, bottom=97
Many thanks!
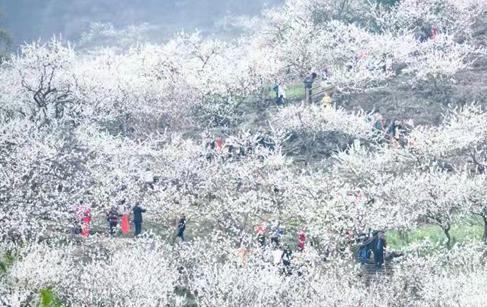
left=0, top=0, right=283, bottom=47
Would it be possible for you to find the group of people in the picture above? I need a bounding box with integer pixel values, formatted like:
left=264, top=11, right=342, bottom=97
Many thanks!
left=356, top=231, right=388, bottom=269
left=71, top=197, right=388, bottom=271
left=371, top=114, right=409, bottom=147
left=303, top=68, right=333, bottom=105
left=72, top=201, right=390, bottom=272
left=415, top=25, right=440, bottom=43
left=255, top=221, right=291, bottom=248
left=273, top=25, right=442, bottom=108
left=253, top=220, right=390, bottom=273
left=252, top=221, right=310, bottom=275
left=71, top=200, right=187, bottom=241
left=274, top=69, right=331, bottom=107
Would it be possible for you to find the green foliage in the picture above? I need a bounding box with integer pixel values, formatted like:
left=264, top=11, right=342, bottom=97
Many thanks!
left=39, top=288, right=63, bottom=307
left=0, top=249, right=16, bottom=273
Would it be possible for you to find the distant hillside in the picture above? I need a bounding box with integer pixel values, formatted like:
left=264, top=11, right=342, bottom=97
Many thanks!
left=0, top=0, right=284, bottom=48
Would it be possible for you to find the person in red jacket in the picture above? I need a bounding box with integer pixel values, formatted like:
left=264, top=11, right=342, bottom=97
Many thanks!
left=74, top=201, right=92, bottom=236
left=297, top=230, right=306, bottom=251
left=255, top=222, right=268, bottom=247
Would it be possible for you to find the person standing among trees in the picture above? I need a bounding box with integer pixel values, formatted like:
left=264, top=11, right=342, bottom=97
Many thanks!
left=281, top=244, right=293, bottom=276
left=357, top=233, right=373, bottom=265
left=297, top=230, right=307, bottom=252
left=321, top=92, right=332, bottom=107
left=132, top=202, right=146, bottom=237
left=176, top=214, right=187, bottom=242
left=270, top=220, right=283, bottom=247
left=386, top=118, right=398, bottom=138
left=72, top=201, right=81, bottom=234
left=74, top=200, right=92, bottom=237
left=273, top=82, right=287, bottom=106
left=273, top=82, right=280, bottom=104
left=304, top=72, right=317, bottom=104
left=430, top=26, right=439, bottom=40
left=106, top=206, right=121, bottom=235
left=278, top=83, right=287, bottom=106
left=321, top=66, right=330, bottom=81
left=369, top=231, right=387, bottom=269
left=374, top=114, right=385, bottom=135
left=255, top=222, right=268, bottom=247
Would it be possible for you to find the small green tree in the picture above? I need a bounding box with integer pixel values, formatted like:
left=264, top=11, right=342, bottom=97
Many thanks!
left=39, top=288, right=63, bottom=307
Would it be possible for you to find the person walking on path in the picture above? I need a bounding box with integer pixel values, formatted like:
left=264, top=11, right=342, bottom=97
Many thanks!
left=132, top=202, right=146, bottom=237
left=176, top=214, right=187, bottom=242
left=106, top=207, right=121, bottom=235
left=369, top=231, right=387, bottom=269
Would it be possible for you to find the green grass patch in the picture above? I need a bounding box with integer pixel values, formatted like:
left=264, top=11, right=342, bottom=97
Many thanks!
left=387, top=224, right=483, bottom=249
left=268, top=83, right=305, bottom=100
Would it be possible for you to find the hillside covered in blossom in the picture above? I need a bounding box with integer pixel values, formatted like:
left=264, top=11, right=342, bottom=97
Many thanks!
left=1, top=0, right=487, bottom=306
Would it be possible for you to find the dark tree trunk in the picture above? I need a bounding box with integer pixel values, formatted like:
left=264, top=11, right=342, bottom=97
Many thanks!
left=482, top=215, right=487, bottom=243
left=443, top=225, right=452, bottom=249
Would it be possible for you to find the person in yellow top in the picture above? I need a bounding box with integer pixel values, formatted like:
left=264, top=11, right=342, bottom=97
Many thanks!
left=322, top=92, right=332, bottom=107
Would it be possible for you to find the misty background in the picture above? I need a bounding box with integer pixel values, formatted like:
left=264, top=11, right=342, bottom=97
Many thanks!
left=0, top=0, right=284, bottom=49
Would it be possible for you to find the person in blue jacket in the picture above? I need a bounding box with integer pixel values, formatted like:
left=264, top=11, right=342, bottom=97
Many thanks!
left=369, top=231, right=387, bottom=269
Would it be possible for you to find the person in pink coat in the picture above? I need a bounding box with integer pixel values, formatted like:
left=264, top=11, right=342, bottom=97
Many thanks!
left=297, top=230, right=307, bottom=251
left=75, top=201, right=91, bottom=236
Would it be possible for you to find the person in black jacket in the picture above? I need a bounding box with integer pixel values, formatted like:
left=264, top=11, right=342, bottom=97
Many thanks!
left=303, top=72, right=317, bottom=104
left=132, top=202, right=146, bottom=237
left=176, top=215, right=187, bottom=241
left=369, top=231, right=387, bottom=269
